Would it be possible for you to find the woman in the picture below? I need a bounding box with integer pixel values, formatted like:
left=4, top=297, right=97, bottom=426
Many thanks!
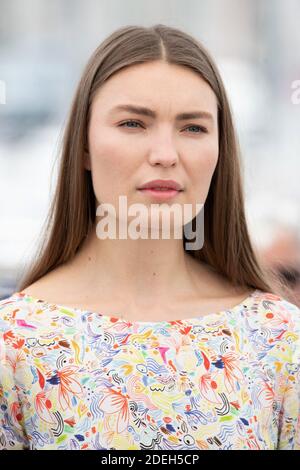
left=0, top=24, right=299, bottom=450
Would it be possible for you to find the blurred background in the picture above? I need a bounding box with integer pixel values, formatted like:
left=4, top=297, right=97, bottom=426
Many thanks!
left=0, top=0, right=299, bottom=304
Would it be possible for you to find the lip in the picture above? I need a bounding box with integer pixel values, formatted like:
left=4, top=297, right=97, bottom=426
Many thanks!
left=138, top=188, right=181, bottom=201
left=138, top=179, right=183, bottom=191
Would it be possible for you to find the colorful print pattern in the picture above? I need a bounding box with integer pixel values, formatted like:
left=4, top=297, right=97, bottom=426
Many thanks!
left=0, top=289, right=299, bottom=450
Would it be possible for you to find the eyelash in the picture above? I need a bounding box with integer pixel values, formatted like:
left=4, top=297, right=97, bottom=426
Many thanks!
left=118, top=120, right=208, bottom=134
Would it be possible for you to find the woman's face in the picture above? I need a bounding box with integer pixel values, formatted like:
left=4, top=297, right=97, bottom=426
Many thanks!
left=86, top=61, right=219, bottom=230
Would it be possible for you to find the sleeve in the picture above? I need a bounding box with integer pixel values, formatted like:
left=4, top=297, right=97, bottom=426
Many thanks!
left=277, top=301, right=300, bottom=450
left=277, top=367, right=300, bottom=449
left=0, top=322, right=29, bottom=449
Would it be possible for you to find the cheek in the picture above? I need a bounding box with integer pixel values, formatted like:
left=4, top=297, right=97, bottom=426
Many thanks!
left=190, top=140, right=218, bottom=200
left=192, top=137, right=218, bottom=175
left=88, top=131, right=134, bottom=202
left=89, top=127, right=136, bottom=174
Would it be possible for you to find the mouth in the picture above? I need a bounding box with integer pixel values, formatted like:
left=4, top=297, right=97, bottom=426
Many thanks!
left=138, top=188, right=182, bottom=200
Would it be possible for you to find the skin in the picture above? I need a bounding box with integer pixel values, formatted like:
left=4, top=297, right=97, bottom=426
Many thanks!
left=22, top=61, right=253, bottom=321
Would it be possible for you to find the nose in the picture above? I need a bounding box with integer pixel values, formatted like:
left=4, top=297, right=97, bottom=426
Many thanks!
left=147, top=135, right=179, bottom=167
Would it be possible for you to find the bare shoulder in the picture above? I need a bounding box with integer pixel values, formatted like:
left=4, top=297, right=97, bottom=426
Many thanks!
left=19, top=256, right=256, bottom=320
left=20, top=263, right=72, bottom=301
left=18, top=262, right=101, bottom=311
left=187, top=255, right=253, bottom=301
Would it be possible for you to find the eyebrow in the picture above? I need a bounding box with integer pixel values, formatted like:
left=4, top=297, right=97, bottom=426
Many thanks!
left=110, top=104, right=214, bottom=121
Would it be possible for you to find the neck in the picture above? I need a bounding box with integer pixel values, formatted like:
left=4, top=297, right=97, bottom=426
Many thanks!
left=68, top=223, right=216, bottom=308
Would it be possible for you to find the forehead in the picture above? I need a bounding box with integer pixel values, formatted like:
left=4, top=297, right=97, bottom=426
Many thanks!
left=91, top=61, right=218, bottom=116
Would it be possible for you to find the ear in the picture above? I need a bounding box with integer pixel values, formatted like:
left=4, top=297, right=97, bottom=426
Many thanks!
left=84, top=150, right=91, bottom=171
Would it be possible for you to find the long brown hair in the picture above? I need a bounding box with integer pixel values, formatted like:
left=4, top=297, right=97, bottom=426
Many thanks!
left=17, top=24, right=294, bottom=301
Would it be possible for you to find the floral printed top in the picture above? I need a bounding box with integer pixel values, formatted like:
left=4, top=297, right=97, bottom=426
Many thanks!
left=0, top=289, right=299, bottom=450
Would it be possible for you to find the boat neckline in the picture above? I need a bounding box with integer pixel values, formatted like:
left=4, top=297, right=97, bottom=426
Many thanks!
left=8, top=289, right=262, bottom=325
